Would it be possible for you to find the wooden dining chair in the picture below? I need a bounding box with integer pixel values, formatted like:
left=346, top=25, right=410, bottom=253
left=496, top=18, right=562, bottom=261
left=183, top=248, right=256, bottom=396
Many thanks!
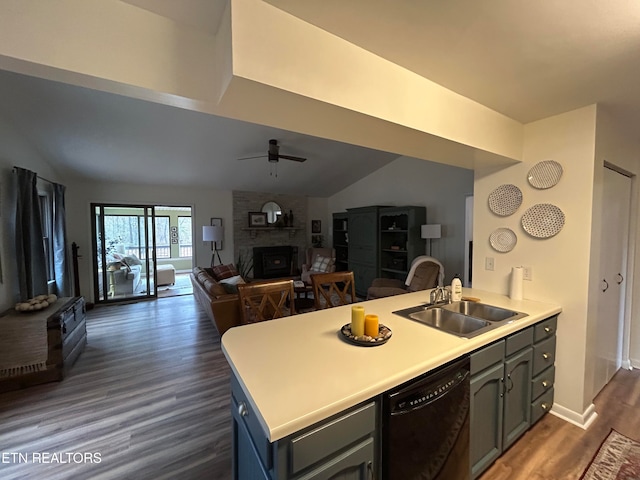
left=310, top=271, right=356, bottom=309
left=237, top=279, right=296, bottom=324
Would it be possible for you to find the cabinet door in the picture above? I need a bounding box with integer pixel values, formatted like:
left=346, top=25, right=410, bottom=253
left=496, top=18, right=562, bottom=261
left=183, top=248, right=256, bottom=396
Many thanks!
left=348, top=211, right=377, bottom=249
left=502, top=347, right=533, bottom=450
left=350, top=262, right=377, bottom=298
left=470, top=362, right=504, bottom=480
left=233, top=415, right=270, bottom=480
left=296, top=437, right=374, bottom=480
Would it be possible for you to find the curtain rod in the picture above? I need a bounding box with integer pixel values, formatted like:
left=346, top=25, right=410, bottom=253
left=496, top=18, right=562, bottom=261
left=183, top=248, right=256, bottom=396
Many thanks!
left=13, top=166, right=62, bottom=187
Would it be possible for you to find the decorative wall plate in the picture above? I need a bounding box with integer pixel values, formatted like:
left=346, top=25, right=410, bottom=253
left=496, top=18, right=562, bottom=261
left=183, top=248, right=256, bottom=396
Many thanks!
left=521, top=204, right=565, bottom=238
left=527, top=160, right=563, bottom=189
left=488, top=184, right=523, bottom=216
left=489, top=228, right=517, bottom=253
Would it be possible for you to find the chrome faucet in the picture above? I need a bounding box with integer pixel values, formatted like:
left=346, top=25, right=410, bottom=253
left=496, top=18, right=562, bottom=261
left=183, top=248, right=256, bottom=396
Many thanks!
left=430, top=286, right=450, bottom=305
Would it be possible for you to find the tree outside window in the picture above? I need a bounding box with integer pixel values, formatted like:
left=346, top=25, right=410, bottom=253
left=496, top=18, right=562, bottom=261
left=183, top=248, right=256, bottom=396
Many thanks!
left=178, top=216, right=192, bottom=257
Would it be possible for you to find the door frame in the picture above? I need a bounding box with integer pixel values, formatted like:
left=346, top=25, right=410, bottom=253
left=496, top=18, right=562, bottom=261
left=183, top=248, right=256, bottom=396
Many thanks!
left=602, top=162, right=636, bottom=371
left=91, top=203, right=158, bottom=304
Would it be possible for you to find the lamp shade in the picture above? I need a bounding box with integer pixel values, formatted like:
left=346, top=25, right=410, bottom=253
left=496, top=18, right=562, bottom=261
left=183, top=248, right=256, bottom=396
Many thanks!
left=203, top=225, right=224, bottom=242
left=421, top=224, right=442, bottom=239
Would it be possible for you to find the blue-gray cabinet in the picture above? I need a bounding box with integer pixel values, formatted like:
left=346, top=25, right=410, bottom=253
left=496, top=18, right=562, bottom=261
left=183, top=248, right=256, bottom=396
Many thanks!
left=530, top=316, right=557, bottom=424
left=231, top=375, right=377, bottom=480
left=470, top=317, right=556, bottom=479
left=347, top=206, right=382, bottom=298
left=378, top=206, right=427, bottom=282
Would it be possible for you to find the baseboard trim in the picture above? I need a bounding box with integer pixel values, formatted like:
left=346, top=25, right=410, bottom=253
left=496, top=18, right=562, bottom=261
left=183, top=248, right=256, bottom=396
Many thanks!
left=550, top=402, right=598, bottom=430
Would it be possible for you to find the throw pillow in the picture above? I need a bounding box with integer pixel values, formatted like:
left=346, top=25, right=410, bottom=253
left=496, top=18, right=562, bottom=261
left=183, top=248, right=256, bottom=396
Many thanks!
left=212, top=264, right=239, bottom=281
left=219, top=275, right=246, bottom=294
left=311, top=255, right=334, bottom=273
left=123, top=254, right=142, bottom=266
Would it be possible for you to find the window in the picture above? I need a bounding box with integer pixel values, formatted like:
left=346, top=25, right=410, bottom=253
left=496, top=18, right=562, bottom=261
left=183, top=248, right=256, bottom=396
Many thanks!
left=178, top=216, right=192, bottom=257
left=39, top=193, right=54, bottom=283
left=102, top=214, right=170, bottom=260
left=154, top=216, right=170, bottom=258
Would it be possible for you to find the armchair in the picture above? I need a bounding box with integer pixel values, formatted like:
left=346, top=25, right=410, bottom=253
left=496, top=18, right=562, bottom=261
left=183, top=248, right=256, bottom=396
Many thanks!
left=300, top=247, right=336, bottom=285
left=366, top=256, right=444, bottom=300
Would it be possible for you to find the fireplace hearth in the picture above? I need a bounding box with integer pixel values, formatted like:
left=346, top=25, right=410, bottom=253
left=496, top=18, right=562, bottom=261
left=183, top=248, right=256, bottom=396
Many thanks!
left=253, top=246, right=296, bottom=279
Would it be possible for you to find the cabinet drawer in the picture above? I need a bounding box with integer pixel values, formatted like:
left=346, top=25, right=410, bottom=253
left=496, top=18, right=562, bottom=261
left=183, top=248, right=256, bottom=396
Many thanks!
left=531, top=365, right=555, bottom=400
left=290, top=401, right=376, bottom=475
left=506, top=327, right=533, bottom=357
left=470, top=340, right=505, bottom=375
left=534, top=316, right=557, bottom=343
left=531, top=387, right=554, bottom=425
left=231, top=377, right=272, bottom=469
left=532, top=336, right=556, bottom=377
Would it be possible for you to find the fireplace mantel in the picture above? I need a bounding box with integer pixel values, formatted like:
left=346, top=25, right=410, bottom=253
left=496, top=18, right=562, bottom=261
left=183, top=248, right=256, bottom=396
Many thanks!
left=241, top=227, right=299, bottom=239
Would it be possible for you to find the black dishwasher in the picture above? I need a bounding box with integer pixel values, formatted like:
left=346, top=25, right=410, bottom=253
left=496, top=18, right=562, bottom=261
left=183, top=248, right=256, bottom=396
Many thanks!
left=382, top=356, right=470, bottom=480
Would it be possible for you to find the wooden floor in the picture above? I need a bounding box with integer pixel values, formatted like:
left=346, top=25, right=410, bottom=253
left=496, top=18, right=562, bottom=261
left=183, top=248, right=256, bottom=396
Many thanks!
left=1, top=296, right=638, bottom=479
left=0, top=295, right=232, bottom=480
left=480, top=367, right=640, bottom=480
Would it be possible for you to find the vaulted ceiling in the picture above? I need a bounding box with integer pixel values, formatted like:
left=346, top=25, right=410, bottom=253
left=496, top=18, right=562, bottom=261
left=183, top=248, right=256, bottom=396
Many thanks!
left=2, top=0, right=639, bottom=196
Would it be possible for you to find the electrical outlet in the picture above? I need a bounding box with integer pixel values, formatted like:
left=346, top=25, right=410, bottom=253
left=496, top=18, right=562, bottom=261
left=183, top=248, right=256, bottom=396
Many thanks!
left=523, top=266, right=532, bottom=281
left=485, top=257, right=495, bottom=271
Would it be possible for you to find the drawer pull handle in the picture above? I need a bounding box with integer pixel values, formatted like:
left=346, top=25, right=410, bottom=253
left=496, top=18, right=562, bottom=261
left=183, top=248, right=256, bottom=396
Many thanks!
left=542, top=381, right=549, bottom=388
left=238, top=402, right=249, bottom=417
left=500, top=377, right=505, bottom=398
left=544, top=326, right=553, bottom=334
left=541, top=403, right=549, bottom=411
left=543, top=353, right=550, bottom=360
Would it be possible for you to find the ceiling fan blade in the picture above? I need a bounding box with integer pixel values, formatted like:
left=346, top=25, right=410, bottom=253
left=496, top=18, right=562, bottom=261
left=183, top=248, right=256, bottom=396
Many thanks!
left=278, top=154, right=307, bottom=162
left=237, top=155, right=267, bottom=161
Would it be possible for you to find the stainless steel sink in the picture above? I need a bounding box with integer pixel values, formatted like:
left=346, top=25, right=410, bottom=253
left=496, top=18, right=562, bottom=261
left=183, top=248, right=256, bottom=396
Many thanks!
left=393, top=301, right=527, bottom=339
left=408, top=308, right=490, bottom=336
left=440, top=301, right=527, bottom=323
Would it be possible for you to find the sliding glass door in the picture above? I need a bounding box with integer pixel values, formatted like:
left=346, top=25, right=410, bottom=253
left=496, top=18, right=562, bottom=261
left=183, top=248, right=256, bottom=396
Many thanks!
left=92, top=204, right=157, bottom=303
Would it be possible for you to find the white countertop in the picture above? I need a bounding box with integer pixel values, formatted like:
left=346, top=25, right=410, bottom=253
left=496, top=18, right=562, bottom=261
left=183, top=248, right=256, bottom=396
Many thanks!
left=221, top=288, right=561, bottom=442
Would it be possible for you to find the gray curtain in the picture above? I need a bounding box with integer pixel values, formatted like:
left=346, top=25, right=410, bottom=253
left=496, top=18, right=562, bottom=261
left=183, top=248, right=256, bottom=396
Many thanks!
left=53, top=183, right=72, bottom=297
left=14, top=167, right=47, bottom=300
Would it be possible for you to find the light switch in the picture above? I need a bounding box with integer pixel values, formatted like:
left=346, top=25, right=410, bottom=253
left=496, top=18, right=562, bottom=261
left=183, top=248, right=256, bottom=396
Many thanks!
left=485, top=257, right=495, bottom=271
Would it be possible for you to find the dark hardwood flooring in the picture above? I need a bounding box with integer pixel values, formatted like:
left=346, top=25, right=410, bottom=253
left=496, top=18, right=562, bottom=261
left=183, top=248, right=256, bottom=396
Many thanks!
left=1, top=295, right=638, bottom=479
left=480, top=367, right=640, bottom=480
left=0, top=296, right=231, bottom=480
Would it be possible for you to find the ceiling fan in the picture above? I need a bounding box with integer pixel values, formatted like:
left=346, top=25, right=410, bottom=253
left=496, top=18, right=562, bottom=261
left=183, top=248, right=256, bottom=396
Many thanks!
left=238, top=139, right=307, bottom=163
left=238, top=139, right=306, bottom=177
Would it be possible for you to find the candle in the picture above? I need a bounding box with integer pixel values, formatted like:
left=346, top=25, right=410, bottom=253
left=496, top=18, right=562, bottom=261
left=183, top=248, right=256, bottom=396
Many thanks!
left=364, top=314, right=379, bottom=337
left=351, top=306, right=365, bottom=337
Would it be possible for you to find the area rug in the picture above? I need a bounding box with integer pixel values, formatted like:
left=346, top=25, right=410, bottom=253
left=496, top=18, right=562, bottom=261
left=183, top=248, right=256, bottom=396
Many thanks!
left=580, top=429, right=640, bottom=480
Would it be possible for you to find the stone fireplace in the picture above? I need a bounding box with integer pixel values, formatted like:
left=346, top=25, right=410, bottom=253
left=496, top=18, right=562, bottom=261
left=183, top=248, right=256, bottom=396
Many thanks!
left=252, top=246, right=297, bottom=279
left=233, top=191, right=308, bottom=278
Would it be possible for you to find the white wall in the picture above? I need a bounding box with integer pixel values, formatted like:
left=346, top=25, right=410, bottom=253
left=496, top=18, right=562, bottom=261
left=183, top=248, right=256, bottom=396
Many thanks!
left=307, top=196, right=328, bottom=246
left=474, top=105, right=598, bottom=422
left=66, top=180, right=233, bottom=303
left=594, top=107, right=640, bottom=369
left=0, top=115, right=64, bottom=311
left=327, top=156, right=473, bottom=284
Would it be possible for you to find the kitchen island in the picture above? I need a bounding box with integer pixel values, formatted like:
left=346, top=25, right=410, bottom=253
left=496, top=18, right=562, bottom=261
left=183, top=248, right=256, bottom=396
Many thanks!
left=222, top=288, right=561, bottom=479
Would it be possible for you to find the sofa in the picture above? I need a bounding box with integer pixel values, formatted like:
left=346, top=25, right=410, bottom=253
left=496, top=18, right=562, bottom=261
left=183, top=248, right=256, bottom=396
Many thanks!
left=109, top=264, right=142, bottom=295
left=190, top=266, right=244, bottom=337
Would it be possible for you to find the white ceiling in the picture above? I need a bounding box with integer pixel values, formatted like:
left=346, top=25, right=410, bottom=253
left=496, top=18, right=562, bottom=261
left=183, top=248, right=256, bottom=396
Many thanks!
left=0, top=69, right=398, bottom=197
left=3, top=1, right=640, bottom=195
left=266, top=0, right=640, bottom=132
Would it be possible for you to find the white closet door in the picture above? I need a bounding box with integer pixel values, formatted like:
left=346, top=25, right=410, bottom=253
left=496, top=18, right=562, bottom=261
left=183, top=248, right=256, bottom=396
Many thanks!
left=593, top=166, right=631, bottom=397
